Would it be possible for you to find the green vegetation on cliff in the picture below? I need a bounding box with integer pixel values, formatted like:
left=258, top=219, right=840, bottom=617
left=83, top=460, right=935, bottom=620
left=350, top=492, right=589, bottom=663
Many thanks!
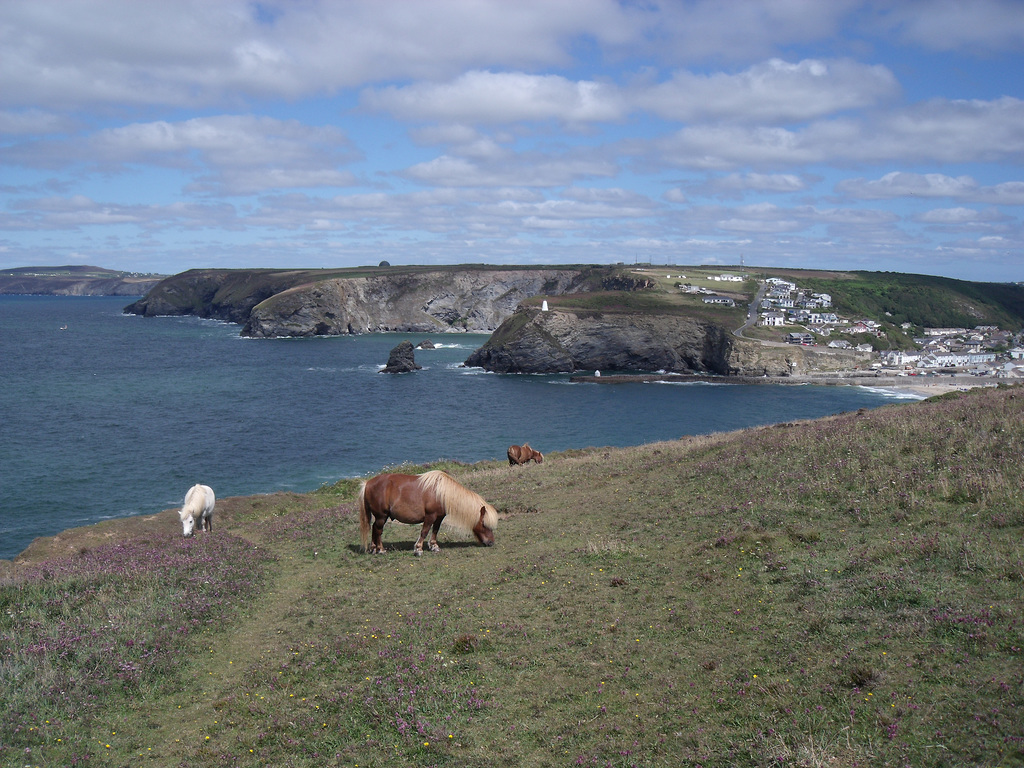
left=3, top=385, right=1022, bottom=767
left=765, top=269, right=1024, bottom=331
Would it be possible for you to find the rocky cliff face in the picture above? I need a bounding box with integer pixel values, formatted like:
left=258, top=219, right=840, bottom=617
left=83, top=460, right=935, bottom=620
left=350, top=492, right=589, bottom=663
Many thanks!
left=123, top=269, right=307, bottom=323
left=463, top=307, right=871, bottom=376
left=242, top=269, right=592, bottom=337
left=464, top=307, right=735, bottom=373
left=125, top=267, right=603, bottom=336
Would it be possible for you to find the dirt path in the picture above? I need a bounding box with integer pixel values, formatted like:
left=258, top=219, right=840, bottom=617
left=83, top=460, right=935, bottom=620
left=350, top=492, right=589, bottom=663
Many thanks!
left=138, top=542, right=325, bottom=762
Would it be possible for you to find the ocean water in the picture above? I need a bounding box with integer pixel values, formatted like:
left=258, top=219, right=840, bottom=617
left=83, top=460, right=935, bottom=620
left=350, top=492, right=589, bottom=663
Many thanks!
left=0, top=296, right=919, bottom=560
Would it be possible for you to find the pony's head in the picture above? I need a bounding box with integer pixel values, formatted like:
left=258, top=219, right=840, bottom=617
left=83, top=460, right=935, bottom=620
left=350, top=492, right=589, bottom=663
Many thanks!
left=472, top=503, right=499, bottom=547
left=179, top=507, right=196, bottom=537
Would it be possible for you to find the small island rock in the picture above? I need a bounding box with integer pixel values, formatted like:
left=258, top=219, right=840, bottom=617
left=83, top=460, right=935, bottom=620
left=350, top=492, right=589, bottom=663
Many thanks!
left=381, top=340, right=422, bottom=373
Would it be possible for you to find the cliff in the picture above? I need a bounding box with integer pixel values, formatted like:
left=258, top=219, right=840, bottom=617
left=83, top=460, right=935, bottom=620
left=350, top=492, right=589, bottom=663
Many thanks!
left=123, top=269, right=313, bottom=323
left=464, top=306, right=872, bottom=376
left=242, top=268, right=598, bottom=336
left=124, top=266, right=615, bottom=336
left=0, top=266, right=164, bottom=296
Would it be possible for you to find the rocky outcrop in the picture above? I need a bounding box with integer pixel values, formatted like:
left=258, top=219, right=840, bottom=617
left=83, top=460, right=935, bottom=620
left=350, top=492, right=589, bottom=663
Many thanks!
left=463, top=307, right=872, bottom=376
left=124, top=269, right=308, bottom=323
left=241, top=269, right=594, bottom=337
left=464, top=307, right=734, bottom=374
left=381, top=340, right=422, bottom=373
left=726, top=336, right=871, bottom=376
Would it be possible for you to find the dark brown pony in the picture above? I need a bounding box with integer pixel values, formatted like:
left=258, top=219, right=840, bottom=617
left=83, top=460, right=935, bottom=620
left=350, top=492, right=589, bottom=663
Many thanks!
left=358, top=470, right=498, bottom=555
left=507, top=443, right=544, bottom=466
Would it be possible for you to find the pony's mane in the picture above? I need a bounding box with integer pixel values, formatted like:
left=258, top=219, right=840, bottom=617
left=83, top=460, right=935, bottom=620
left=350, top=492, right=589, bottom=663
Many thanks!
left=418, top=470, right=498, bottom=532
left=179, top=484, right=210, bottom=520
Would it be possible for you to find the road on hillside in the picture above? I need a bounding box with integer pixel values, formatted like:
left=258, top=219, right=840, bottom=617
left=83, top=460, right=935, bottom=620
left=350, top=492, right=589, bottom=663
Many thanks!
left=734, top=281, right=767, bottom=339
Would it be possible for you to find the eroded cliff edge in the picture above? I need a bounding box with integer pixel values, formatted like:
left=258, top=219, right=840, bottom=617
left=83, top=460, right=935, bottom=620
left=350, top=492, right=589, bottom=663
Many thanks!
left=464, top=306, right=871, bottom=376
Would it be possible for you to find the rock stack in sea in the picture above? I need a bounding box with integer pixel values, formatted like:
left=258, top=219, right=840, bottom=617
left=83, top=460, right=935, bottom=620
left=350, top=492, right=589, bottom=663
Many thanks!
left=381, top=340, right=422, bottom=373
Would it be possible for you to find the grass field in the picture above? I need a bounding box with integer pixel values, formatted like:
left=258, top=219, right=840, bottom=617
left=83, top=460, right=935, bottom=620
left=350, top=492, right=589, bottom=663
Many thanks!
left=3, top=385, right=1023, bottom=767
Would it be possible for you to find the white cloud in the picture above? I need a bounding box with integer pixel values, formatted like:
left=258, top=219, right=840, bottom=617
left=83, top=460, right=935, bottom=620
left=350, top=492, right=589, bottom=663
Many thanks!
left=1, top=1, right=1023, bottom=282
left=716, top=217, right=801, bottom=233
left=487, top=195, right=657, bottom=223
left=0, top=0, right=643, bottom=109
left=1, top=116, right=360, bottom=194
left=403, top=153, right=618, bottom=188
left=839, top=172, right=1024, bottom=205
left=876, top=0, right=1024, bottom=52
left=918, top=207, right=989, bottom=224
left=365, top=58, right=897, bottom=128
left=642, top=97, right=1024, bottom=170
left=837, top=172, right=979, bottom=199
left=636, top=59, right=898, bottom=124
left=363, top=71, right=625, bottom=124
left=702, top=173, right=808, bottom=196
left=639, top=0, right=858, bottom=63
left=2, top=193, right=238, bottom=231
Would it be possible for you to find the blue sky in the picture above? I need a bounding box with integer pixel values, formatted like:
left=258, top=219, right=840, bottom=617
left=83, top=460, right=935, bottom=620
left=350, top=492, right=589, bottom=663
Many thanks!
left=1, top=0, right=1023, bottom=281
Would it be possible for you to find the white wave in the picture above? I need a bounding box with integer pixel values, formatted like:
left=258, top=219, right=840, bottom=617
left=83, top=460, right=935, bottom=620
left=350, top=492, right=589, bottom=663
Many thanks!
left=857, top=385, right=927, bottom=401
left=425, top=342, right=476, bottom=350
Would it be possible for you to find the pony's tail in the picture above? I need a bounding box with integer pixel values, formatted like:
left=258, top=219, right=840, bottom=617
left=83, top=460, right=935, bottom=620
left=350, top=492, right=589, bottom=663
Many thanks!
left=358, top=480, right=370, bottom=552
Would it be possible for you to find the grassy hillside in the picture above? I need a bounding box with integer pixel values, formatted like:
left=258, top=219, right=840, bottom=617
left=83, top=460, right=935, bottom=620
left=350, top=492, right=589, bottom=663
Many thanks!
left=3, top=386, right=1023, bottom=767
left=762, top=269, right=1024, bottom=331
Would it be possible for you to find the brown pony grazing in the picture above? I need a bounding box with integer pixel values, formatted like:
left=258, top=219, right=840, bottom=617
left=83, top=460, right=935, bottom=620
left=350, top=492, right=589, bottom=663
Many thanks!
left=507, top=443, right=544, bottom=466
left=358, top=470, right=498, bottom=555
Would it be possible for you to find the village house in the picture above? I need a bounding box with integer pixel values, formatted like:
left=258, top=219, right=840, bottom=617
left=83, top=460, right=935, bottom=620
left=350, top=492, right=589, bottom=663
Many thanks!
left=759, top=311, right=786, bottom=327
left=994, top=362, right=1024, bottom=379
left=880, top=350, right=921, bottom=367
left=703, top=295, right=735, bottom=307
left=918, top=352, right=969, bottom=368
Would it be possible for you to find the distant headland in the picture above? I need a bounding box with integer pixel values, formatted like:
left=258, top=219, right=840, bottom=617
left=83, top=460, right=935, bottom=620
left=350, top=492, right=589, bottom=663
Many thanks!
left=0, top=265, right=166, bottom=296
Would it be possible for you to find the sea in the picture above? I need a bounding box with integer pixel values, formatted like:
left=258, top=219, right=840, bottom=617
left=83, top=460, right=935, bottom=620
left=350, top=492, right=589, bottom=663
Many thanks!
left=0, top=295, right=921, bottom=561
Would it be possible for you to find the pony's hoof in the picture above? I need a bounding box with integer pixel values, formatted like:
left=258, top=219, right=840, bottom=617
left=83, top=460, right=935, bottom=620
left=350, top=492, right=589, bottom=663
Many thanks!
left=413, top=549, right=422, bottom=557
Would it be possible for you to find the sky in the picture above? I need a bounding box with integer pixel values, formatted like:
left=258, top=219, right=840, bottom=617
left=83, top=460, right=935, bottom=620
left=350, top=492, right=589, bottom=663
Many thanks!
left=1, top=1, right=1023, bottom=282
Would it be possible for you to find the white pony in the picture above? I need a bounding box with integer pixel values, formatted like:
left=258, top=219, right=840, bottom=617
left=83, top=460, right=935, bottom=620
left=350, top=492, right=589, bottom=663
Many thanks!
left=178, top=484, right=215, bottom=537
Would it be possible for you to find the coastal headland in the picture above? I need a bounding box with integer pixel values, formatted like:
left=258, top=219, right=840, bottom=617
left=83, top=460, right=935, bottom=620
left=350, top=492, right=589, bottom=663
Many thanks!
left=121, top=264, right=1024, bottom=384
left=0, top=265, right=165, bottom=295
